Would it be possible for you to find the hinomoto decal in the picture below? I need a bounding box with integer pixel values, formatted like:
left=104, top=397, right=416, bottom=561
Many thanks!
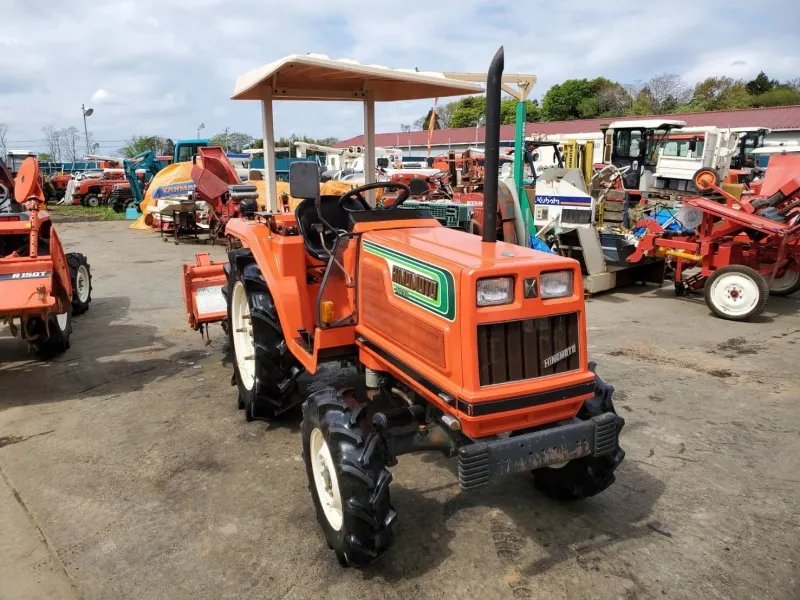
left=363, top=240, right=456, bottom=321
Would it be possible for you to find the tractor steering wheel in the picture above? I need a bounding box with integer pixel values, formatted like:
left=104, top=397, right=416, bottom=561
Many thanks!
left=338, top=182, right=412, bottom=213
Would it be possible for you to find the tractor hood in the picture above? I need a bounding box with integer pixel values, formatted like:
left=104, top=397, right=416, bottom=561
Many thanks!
left=364, top=226, right=575, bottom=272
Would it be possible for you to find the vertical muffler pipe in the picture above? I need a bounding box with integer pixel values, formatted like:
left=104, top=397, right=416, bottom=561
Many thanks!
left=482, top=46, right=504, bottom=244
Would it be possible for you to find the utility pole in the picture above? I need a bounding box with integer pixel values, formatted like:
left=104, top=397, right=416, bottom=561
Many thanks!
left=224, top=126, right=230, bottom=151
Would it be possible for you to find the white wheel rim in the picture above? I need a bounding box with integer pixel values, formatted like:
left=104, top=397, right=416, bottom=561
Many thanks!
left=771, top=264, right=799, bottom=293
left=88, top=196, right=98, bottom=207
left=231, top=281, right=256, bottom=390
left=710, top=272, right=760, bottom=316
left=76, top=266, right=90, bottom=302
left=310, top=428, right=343, bottom=531
left=56, top=311, right=68, bottom=331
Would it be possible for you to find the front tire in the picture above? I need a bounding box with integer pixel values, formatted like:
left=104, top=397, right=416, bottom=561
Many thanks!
left=704, top=265, right=768, bottom=321
left=66, top=253, right=92, bottom=315
left=532, top=369, right=625, bottom=501
left=84, top=194, right=100, bottom=208
left=302, top=388, right=397, bottom=567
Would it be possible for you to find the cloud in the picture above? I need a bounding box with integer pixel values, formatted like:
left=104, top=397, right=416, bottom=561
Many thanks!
left=0, top=0, right=798, bottom=155
left=90, top=89, right=111, bottom=103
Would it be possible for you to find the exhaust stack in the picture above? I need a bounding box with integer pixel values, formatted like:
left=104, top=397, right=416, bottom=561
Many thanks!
left=482, top=46, right=504, bottom=244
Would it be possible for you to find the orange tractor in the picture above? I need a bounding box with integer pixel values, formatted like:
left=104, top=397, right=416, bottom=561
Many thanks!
left=0, top=158, right=92, bottom=355
left=182, top=48, right=624, bottom=567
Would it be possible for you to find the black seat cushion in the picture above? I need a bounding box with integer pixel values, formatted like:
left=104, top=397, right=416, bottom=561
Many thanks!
left=294, top=195, right=365, bottom=261
left=408, top=178, right=430, bottom=196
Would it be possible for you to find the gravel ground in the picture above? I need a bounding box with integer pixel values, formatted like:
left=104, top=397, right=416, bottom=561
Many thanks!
left=1, top=221, right=798, bottom=600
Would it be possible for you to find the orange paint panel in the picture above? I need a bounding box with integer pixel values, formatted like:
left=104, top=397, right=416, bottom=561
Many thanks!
left=360, top=264, right=446, bottom=368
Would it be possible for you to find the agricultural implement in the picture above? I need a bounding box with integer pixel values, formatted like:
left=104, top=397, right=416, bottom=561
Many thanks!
left=182, top=48, right=624, bottom=567
left=0, top=158, right=92, bottom=355
left=190, top=146, right=260, bottom=239
left=629, top=157, right=800, bottom=320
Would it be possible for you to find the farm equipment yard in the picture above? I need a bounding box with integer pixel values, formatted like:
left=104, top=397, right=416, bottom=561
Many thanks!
left=3, top=4, right=800, bottom=597
left=1, top=220, right=798, bottom=600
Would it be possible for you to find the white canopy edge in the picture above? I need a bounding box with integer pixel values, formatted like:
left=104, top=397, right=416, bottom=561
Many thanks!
left=232, top=54, right=485, bottom=102
left=607, top=119, right=687, bottom=130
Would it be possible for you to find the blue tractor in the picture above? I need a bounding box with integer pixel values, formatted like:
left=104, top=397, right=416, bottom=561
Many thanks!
left=111, top=139, right=210, bottom=213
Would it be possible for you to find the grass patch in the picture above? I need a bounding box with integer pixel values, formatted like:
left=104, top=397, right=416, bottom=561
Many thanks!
left=48, top=204, right=127, bottom=223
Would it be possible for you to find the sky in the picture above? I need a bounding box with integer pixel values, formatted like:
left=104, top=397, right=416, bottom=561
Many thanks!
left=1, top=0, right=799, bottom=155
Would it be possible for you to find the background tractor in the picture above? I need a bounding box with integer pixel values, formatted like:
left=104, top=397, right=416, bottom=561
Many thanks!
left=182, top=48, right=625, bottom=567
left=0, top=157, right=92, bottom=356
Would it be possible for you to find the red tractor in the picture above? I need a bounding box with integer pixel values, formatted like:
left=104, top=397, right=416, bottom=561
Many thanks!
left=1, top=158, right=92, bottom=355
left=72, top=168, right=127, bottom=207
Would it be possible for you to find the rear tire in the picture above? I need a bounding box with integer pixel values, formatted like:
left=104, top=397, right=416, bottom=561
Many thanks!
left=302, top=388, right=396, bottom=567
left=769, top=261, right=800, bottom=297
left=226, top=250, right=302, bottom=420
left=704, top=265, right=768, bottom=321
left=66, top=253, right=92, bottom=315
left=532, top=370, right=625, bottom=501
left=31, top=305, right=73, bottom=357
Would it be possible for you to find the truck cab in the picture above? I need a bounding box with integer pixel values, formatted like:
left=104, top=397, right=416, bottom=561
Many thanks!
left=174, top=139, right=210, bottom=163
left=729, top=128, right=770, bottom=171
left=601, top=120, right=685, bottom=190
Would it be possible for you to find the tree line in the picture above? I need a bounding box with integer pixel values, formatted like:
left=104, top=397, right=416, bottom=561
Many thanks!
left=416, top=71, right=800, bottom=128
left=3, top=70, right=797, bottom=163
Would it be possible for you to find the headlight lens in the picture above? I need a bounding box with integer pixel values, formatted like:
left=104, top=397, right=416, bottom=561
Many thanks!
left=540, top=271, right=573, bottom=299
left=477, top=277, right=514, bottom=306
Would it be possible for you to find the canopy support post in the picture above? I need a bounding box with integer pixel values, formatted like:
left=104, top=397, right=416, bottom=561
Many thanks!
left=261, top=88, right=277, bottom=212
left=363, top=89, right=376, bottom=206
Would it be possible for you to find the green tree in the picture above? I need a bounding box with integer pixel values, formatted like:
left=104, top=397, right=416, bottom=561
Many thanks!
left=631, top=88, right=656, bottom=115
left=752, top=86, right=800, bottom=107
left=209, top=132, right=254, bottom=153
left=692, top=77, right=752, bottom=111
left=541, top=79, right=594, bottom=121
left=449, top=96, right=487, bottom=128
left=421, top=108, right=441, bottom=130
left=500, top=98, right=539, bottom=124
left=746, top=71, right=778, bottom=96
left=37, top=152, right=54, bottom=162
left=119, top=135, right=170, bottom=158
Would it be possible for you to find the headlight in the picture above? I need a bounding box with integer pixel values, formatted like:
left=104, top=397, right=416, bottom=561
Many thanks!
left=540, top=271, right=573, bottom=299
left=477, top=277, right=514, bottom=306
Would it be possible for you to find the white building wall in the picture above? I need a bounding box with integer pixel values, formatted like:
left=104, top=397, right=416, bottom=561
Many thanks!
left=765, top=130, right=800, bottom=145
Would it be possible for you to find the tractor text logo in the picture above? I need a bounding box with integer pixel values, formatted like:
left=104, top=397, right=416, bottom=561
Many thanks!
left=543, top=343, right=577, bottom=369
left=392, top=265, right=438, bottom=301
left=5, top=271, right=50, bottom=280
left=363, top=240, right=456, bottom=321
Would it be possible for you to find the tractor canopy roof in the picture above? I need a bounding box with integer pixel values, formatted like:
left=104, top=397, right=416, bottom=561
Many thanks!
left=607, top=119, right=686, bottom=130
left=231, top=53, right=485, bottom=102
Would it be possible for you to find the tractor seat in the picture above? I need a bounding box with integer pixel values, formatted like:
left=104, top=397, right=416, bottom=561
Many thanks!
left=295, top=195, right=365, bottom=262
left=408, top=177, right=430, bottom=197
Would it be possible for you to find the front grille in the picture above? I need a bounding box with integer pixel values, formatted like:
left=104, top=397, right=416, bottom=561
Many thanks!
left=477, top=313, right=580, bottom=386
left=560, top=208, right=592, bottom=225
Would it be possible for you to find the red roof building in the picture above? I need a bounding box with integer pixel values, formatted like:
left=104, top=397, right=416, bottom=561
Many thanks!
left=335, top=105, right=800, bottom=150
